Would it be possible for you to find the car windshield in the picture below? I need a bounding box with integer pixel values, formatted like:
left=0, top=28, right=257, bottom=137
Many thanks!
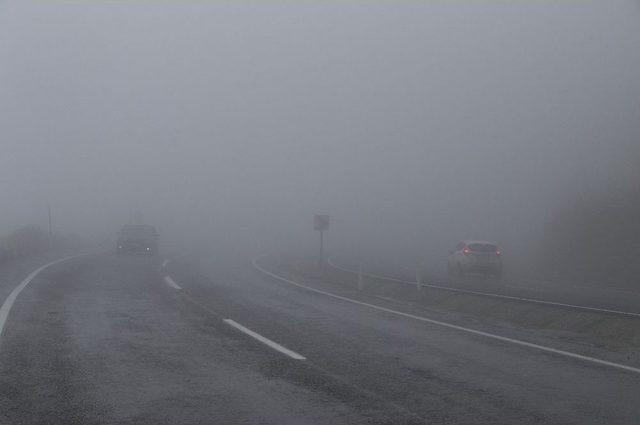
left=468, top=243, right=498, bottom=252
left=121, top=225, right=157, bottom=238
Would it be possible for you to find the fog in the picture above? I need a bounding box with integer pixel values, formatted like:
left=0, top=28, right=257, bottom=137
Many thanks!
left=1, top=1, right=639, bottom=272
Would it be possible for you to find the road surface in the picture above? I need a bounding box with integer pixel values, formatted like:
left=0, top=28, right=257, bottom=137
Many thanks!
left=0, top=253, right=638, bottom=424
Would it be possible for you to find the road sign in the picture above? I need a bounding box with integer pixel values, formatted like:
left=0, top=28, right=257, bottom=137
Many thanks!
left=314, top=214, right=330, bottom=231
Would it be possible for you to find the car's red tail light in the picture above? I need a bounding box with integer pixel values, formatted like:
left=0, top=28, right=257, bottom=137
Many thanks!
left=463, top=247, right=471, bottom=254
left=496, top=250, right=501, bottom=255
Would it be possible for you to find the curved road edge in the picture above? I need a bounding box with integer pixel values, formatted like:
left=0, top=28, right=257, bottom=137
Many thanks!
left=0, top=253, right=92, bottom=343
left=252, top=254, right=640, bottom=375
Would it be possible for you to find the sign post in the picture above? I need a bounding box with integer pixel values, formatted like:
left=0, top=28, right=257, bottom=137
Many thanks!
left=47, top=203, right=53, bottom=249
left=314, top=214, right=330, bottom=270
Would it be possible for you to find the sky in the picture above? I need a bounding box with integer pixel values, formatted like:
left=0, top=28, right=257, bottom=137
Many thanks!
left=1, top=1, right=639, bottom=263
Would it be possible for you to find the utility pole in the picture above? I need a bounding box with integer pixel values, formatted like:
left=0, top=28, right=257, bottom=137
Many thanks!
left=47, top=203, right=53, bottom=249
left=318, top=228, right=324, bottom=270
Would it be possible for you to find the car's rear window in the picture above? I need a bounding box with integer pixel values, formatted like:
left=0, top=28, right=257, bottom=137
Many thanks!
left=121, top=225, right=157, bottom=237
left=468, top=243, right=498, bottom=252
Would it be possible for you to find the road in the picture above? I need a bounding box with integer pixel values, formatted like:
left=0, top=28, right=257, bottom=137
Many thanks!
left=0, top=253, right=638, bottom=424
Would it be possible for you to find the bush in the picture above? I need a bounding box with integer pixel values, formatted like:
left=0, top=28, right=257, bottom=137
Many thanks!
left=0, top=226, right=50, bottom=260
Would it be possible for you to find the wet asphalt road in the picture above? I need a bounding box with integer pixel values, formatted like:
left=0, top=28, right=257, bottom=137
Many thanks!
left=0, top=253, right=638, bottom=424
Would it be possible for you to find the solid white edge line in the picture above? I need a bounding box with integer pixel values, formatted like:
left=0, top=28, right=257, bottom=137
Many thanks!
left=164, top=276, right=182, bottom=290
left=254, top=256, right=640, bottom=375
left=327, top=257, right=640, bottom=318
left=224, top=319, right=306, bottom=360
left=0, top=254, right=89, bottom=342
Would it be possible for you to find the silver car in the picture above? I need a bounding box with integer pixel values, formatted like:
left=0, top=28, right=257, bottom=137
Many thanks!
left=448, top=240, right=503, bottom=278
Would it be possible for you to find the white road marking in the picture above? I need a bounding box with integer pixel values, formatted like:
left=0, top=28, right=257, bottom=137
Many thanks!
left=254, top=256, right=640, bottom=375
left=224, top=319, right=306, bottom=360
left=327, top=257, right=640, bottom=318
left=164, top=276, right=182, bottom=290
left=0, top=254, right=87, bottom=342
left=161, top=259, right=170, bottom=268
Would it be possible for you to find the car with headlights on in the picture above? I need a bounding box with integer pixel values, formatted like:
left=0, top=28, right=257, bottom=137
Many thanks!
left=116, top=224, right=159, bottom=255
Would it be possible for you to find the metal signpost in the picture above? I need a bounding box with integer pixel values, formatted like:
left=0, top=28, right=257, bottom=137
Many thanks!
left=314, top=214, right=330, bottom=270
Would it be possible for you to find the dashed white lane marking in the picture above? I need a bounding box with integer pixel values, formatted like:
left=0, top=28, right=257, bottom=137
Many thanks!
left=0, top=254, right=88, bottom=343
left=162, top=276, right=305, bottom=361
left=164, top=276, right=182, bottom=290
left=254, top=256, right=640, bottom=375
left=327, top=257, right=640, bottom=318
left=223, top=319, right=306, bottom=360
left=162, top=259, right=170, bottom=268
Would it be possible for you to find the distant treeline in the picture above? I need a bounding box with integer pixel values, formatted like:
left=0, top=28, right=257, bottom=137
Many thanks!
left=537, top=184, right=640, bottom=288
